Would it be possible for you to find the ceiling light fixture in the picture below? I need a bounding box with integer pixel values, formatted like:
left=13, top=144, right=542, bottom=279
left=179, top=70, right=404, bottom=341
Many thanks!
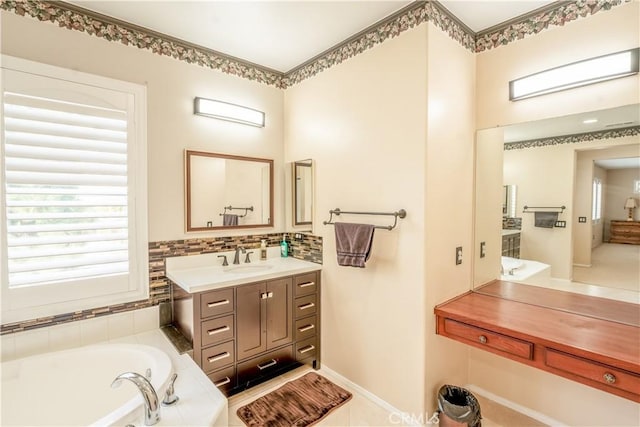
left=194, top=97, right=265, bottom=127
left=509, top=48, right=639, bottom=101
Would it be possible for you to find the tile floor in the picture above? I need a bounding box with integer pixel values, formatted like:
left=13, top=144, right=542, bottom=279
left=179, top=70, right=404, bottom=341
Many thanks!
left=227, top=366, right=408, bottom=426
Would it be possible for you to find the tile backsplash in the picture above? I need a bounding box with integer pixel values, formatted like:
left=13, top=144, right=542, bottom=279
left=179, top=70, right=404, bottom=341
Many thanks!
left=1, top=232, right=322, bottom=336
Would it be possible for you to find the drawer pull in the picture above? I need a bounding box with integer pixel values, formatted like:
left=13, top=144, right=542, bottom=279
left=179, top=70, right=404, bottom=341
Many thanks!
left=298, top=282, right=315, bottom=288
left=257, top=359, right=278, bottom=370
left=478, top=335, right=488, bottom=344
left=267, top=291, right=274, bottom=298
left=298, top=324, right=315, bottom=332
left=214, top=377, right=231, bottom=387
left=208, top=352, right=231, bottom=363
left=603, top=372, right=617, bottom=384
left=299, top=345, right=315, bottom=354
left=207, top=299, right=230, bottom=308
left=207, top=325, right=230, bottom=336
left=299, top=302, right=315, bottom=310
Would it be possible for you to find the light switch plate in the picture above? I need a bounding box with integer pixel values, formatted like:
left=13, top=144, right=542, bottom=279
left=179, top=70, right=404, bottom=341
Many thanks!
left=456, top=247, right=463, bottom=265
left=480, top=242, right=486, bottom=258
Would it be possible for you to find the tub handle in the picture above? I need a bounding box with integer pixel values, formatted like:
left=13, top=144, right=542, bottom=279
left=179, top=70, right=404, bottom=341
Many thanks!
left=207, top=325, right=230, bottom=335
left=208, top=352, right=231, bottom=363
left=214, top=377, right=231, bottom=387
left=161, top=373, right=179, bottom=407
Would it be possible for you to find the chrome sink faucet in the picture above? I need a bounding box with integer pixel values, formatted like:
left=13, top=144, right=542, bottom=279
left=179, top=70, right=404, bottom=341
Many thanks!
left=111, top=372, right=160, bottom=426
left=233, top=246, right=246, bottom=264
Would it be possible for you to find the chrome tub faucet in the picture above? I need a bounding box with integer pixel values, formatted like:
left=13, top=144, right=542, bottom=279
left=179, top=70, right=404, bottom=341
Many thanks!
left=111, top=372, right=160, bottom=426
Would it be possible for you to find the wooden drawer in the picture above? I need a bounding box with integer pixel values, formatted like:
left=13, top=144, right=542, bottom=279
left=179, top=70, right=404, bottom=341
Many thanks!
left=545, top=349, right=640, bottom=395
left=294, top=315, right=318, bottom=341
left=294, top=272, right=318, bottom=297
left=444, top=319, right=533, bottom=360
left=207, top=365, right=236, bottom=394
left=200, top=288, right=234, bottom=319
left=201, top=314, right=234, bottom=347
left=295, top=337, right=317, bottom=362
left=201, top=340, right=235, bottom=373
left=237, top=345, right=294, bottom=385
left=294, top=294, right=317, bottom=319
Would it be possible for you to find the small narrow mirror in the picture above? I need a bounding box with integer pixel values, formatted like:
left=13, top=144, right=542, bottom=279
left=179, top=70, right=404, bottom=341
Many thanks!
left=293, top=159, right=313, bottom=226
left=185, top=150, right=273, bottom=231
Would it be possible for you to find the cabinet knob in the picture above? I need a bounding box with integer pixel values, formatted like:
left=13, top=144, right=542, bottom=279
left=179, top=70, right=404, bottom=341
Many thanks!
left=478, top=335, right=488, bottom=344
left=603, top=372, right=616, bottom=384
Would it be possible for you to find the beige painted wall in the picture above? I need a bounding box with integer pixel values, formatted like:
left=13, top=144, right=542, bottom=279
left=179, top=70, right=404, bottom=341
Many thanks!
left=423, top=22, right=476, bottom=408
left=606, top=167, right=640, bottom=224
left=474, top=2, right=640, bottom=423
left=284, top=24, right=429, bottom=415
left=476, top=1, right=640, bottom=130
left=1, top=11, right=285, bottom=242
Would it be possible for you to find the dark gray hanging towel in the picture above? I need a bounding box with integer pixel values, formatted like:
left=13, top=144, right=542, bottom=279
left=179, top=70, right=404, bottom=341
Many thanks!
left=534, top=211, right=558, bottom=228
left=334, top=222, right=375, bottom=268
left=223, top=213, right=239, bottom=226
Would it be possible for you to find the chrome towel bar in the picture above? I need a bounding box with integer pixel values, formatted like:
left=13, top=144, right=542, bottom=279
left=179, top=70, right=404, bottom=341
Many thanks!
left=323, top=208, right=407, bottom=230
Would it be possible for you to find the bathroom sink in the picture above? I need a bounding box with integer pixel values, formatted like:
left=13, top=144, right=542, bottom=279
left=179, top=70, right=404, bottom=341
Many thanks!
left=224, top=265, right=274, bottom=274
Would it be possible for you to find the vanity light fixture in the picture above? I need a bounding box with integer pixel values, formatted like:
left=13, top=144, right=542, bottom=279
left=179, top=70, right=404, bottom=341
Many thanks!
left=509, top=48, right=639, bottom=101
left=194, top=97, right=265, bottom=127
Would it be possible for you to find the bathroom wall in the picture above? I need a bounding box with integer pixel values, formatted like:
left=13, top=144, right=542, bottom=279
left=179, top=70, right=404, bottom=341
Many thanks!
left=605, top=167, right=640, bottom=223
left=476, top=0, right=640, bottom=130
left=284, top=24, right=429, bottom=415
left=473, top=2, right=640, bottom=424
left=0, top=10, right=285, bottom=243
left=284, top=20, right=476, bottom=416
left=592, top=165, right=607, bottom=248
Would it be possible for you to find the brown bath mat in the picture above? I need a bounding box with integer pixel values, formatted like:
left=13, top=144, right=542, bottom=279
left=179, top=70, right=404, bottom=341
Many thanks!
left=236, top=372, right=352, bottom=427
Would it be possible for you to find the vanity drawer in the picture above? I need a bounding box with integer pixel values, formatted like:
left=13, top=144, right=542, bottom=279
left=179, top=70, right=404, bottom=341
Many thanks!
left=295, top=337, right=317, bottom=362
left=237, top=345, right=294, bottom=385
left=207, top=365, right=236, bottom=394
left=201, top=340, right=235, bottom=373
left=294, top=315, right=318, bottom=341
left=294, top=273, right=317, bottom=297
left=444, top=319, right=533, bottom=360
left=200, top=288, right=234, bottom=319
left=294, top=294, right=317, bottom=318
left=545, top=349, right=640, bottom=395
left=201, top=315, right=234, bottom=347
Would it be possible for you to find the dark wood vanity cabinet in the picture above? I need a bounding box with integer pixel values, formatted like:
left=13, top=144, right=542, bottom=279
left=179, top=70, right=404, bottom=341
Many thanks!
left=175, top=270, right=321, bottom=397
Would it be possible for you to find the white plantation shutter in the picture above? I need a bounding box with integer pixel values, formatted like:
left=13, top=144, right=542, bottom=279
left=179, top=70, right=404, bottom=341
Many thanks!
left=1, top=57, right=147, bottom=322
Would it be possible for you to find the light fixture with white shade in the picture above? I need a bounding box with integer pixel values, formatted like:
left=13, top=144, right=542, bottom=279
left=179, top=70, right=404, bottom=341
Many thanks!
left=509, top=48, right=639, bottom=101
left=624, top=197, right=637, bottom=221
left=194, top=97, right=265, bottom=127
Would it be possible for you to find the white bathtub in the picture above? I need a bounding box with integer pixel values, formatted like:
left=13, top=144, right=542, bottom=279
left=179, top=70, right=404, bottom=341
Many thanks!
left=500, top=256, right=551, bottom=282
left=1, top=343, right=172, bottom=427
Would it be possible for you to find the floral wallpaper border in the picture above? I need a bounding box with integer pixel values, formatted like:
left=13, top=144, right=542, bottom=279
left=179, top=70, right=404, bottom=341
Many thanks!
left=1, top=1, right=626, bottom=88
left=504, top=125, right=640, bottom=150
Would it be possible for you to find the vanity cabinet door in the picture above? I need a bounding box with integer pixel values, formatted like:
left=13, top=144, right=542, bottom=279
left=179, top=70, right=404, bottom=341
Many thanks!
left=266, top=278, right=293, bottom=350
left=236, top=282, right=267, bottom=361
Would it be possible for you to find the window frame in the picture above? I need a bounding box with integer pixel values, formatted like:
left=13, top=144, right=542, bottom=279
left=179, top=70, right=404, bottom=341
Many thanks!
left=1, top=55, right=148, bottom=324
left=591, top=177, right=602, bottom=223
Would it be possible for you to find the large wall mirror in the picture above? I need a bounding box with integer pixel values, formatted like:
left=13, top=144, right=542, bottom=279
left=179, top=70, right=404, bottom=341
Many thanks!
left=473, top=104, right=640, bottom=325
left=292, top=159, right=313, bottom=227
left=185, top=150, right=273, bottom=231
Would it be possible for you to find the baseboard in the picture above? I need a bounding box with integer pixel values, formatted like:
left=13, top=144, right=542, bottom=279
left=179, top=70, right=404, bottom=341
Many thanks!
left=320, top=365, right=423, bottom=426
left=464, top=384, right=567, bottom=427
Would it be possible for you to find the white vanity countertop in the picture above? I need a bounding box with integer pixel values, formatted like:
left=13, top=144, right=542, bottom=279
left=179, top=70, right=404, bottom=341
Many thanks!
left=502, top=229, right=521, bottom=236
left=166, top=250, right=322, bottom=294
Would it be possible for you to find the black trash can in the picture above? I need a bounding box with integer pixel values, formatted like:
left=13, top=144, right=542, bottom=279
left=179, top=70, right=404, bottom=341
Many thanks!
left=437, top=385, right=482, bottom=427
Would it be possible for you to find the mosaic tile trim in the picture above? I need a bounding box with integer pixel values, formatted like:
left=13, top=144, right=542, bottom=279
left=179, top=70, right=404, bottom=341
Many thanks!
left=1, top=232, right=322, bottom=335
left=476, top=0, right=625, bottom=53
left=503, top=217, right=522, bottom=230
left=0, top=0, right=284, bottom=88
left=504, top=126, right=640, bottom=150
left=282, top=1, right=475, bottom=87
left=1, top=1, right=625, bottom=87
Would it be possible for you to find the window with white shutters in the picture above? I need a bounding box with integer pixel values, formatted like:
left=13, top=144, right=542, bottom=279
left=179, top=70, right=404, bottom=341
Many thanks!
left=1, top=56, right=148, bottom=322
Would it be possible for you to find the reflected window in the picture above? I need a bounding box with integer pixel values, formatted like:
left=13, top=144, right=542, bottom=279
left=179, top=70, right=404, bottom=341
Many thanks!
left=592, top=178, right=602, bottom=223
